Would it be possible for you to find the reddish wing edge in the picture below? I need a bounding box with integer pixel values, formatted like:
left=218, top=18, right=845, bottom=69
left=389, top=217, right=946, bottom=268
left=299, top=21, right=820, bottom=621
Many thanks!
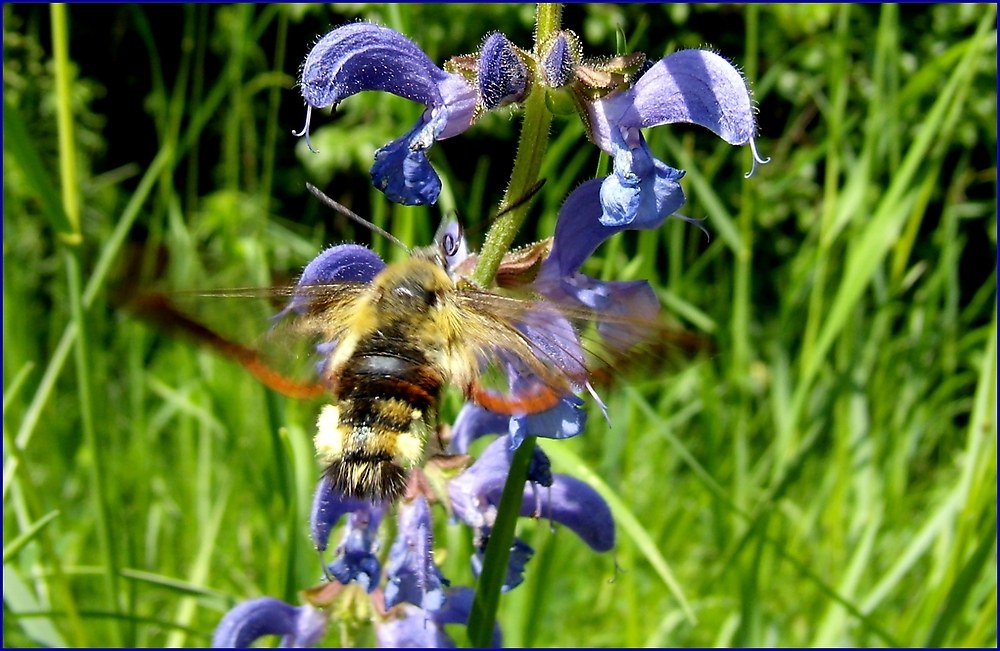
left=125, top=293, right=326, bottom=400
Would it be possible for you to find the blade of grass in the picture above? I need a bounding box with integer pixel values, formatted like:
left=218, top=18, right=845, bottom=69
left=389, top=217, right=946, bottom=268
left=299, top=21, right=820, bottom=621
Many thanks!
left=542, top=442, right=697, bottom=624
left=53, top=4, right=124, bottom=644
left=2, top=100, right=75, bottom=243
left=121, top=569, right=232, bottom=601
left=2, top=361, right=35, bottom=413
left=7, top=610, right=207, bottom=638
left=50, top=2, right=80, bottom=241
left=64, top=247, right=124, bottom=643
left=2, top=565, right=68, bottom=647
left=812, top=513, right=881, bottom=645
left=2, top=509, right=61, bottom=563
left=858, top=489, right=963, bottom=614
left=924, top=523, right=997, bottom=647
left=785, top=9, right=995, bottom=442
left=165, top=478, right=233, bottom=647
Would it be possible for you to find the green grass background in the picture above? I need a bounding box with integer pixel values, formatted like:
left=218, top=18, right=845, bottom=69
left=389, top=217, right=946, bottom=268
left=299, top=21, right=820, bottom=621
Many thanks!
left=3, top=3, right=996, bottom=647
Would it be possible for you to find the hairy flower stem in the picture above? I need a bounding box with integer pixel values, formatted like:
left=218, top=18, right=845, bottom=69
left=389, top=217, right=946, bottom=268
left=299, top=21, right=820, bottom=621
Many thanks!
left=471, top=2, right=560, bottom=287
left=467, top=4, right=561, bottom=647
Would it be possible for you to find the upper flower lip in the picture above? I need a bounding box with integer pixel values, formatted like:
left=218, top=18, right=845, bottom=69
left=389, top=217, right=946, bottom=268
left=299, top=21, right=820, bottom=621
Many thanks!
left=582, top=48, right=767, bottom=226
left=587, top=48, right=759, bottom=152
left=277, top=243, right=385, bottom=320
left=300, top=23, right=456, bottom=112
left=310, top=475, right=383, bottom=553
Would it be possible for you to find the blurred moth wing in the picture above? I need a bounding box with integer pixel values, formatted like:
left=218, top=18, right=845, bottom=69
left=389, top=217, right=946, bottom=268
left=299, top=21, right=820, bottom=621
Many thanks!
left=128, top=190, right=704, bottom=504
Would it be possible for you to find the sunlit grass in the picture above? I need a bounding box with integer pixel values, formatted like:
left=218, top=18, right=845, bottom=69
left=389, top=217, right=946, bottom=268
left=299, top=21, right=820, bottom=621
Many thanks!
left=3, top=3, right=996, bottom=647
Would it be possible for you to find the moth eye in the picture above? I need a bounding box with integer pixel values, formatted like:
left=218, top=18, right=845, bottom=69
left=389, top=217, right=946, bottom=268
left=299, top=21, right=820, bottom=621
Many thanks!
left=424, top=289, right=439, bottom=307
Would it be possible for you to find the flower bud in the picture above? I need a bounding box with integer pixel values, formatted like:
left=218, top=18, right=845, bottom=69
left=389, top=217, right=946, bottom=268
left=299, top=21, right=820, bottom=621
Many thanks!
left=477, top=32, right=528, bottom=109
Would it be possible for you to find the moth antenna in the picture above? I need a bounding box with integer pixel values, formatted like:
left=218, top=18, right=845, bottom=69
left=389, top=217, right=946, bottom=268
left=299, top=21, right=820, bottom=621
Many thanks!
left=306, top=183, right=411, bottom=254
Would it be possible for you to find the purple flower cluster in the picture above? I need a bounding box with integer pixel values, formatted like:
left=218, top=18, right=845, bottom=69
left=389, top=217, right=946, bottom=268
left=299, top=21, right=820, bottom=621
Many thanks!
left=214, top=449, right=612, bottom=647
left=294, top=22, right=766, bottom=221
left=215, top=16, right=765, bottom=648
left=214, top=195, right=621, bottom=646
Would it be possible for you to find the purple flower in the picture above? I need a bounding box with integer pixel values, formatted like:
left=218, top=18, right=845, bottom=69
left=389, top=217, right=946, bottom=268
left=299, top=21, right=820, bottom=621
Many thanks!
left=296, top=23, right=478, bottom=205
left=450, top=435, right=616, bottom=554
left=212, top=598, right=327, bottom=648
left=449, top=302, right=593, bottom=451
left=327, top=501, right=386, bottom=592
left=375, top=587, right=502, bottom=648
left=533, top=178, right=662, bottom=349
left=450, top=403, right=510, bottom=455
left=505, top=312, right=590, bottom=447
left=586, top=49, right=768, bottom=227
left=310, top=475, right=382, bottom=553
left=448, top=430, right=615, bottom=589
left=507, top=391, right=587, bottom=449
left=275, top=243, right=387, bottom=376
left=383, top=496, right=450, bottom=611
left=278, top=243, right=384, bottom=320
left=451, top=390, right=586, bottom=456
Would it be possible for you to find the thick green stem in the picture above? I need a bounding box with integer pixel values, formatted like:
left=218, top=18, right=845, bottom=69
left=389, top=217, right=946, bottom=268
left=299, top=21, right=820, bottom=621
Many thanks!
left=466, top=438, right=537, bottom=647
left=466, top=4, right=562, bottom=647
